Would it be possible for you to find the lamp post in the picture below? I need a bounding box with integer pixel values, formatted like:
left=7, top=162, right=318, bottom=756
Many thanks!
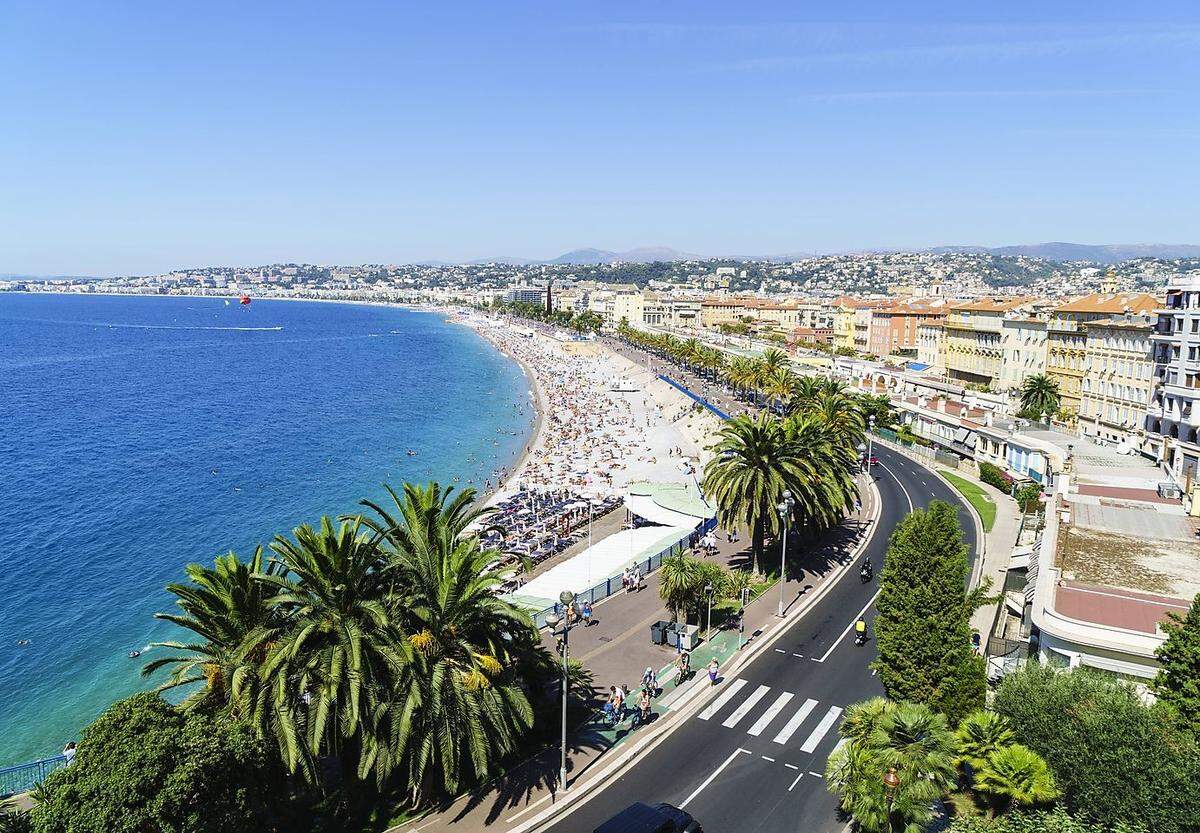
left=857, top=441, right=867, bottom=472
left=776, top=489, right=794, bottom=618
left=544, top=589, right=576, bottom=793
left=882, top=767, right=900, bottom=832
left=704, top=582, right=714, bottom=636
left=866, top=415, right=876, bottom=471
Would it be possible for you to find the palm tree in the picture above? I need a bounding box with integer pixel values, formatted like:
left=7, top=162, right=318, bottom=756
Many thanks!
left=142, top=547, right=280, bottom=716
left=659, top=553, right=703, bottom=623
left=781, top=413, right=859, bottom=534
left=257, top=516, right=406, bottom=783
left=826, top=700, right=957, bottom=833
left=760, top=347, right=789, bottom=376
left=955, top=710, right=1015, bottom=777
left=812, top=392, right=866, bottom=447
left=763, top=366, right=796, bottom=412
left=786, top=375, right=825, bottom=412
left=362, top=483, right=539, bottom=802
left=1019, top=374, right=1060, bottom=420
left=973, top=743, right=1059, bottom=816
left=702, top=414, right=803, bottom=572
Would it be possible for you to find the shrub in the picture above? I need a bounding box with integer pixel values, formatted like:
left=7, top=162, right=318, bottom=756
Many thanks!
left=1014, top=483, right=1043, bottom=514
left=993, top=664, right=1200, bottom=833
left=31, top=693, right=294, bottom=833
left=977, top=461, right=1014, bottom=493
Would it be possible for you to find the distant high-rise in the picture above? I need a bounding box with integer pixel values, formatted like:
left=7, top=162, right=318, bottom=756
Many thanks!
left=545, top=278, right=553, bottom=313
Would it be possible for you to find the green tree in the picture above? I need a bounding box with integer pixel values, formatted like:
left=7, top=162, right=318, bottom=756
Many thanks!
left=954, top=709, right=1015, bottom=775
left=1152, top=592, right=1200, bottom=732
left=31, top=693, right=290, bottom=833
left=360, top=483, right=538, bottom=804
left=947, top=807, right=1146, bottom=833
left=702, top=414, right=802, bottom=573
left=973, top=743, right=1059, bottom=817
left=873, top=501, right=987, bottom=723
left=659, top=553, right=704, bottom=623
left=142, top=547, right=280, bottom=717
left=1018, top=374, right=1060, bottom=420
left=257, top=516, right=407, bottom=785
left=826, top=700, right=957, bottom=833
left=994, top=664, right=1200, bottom=833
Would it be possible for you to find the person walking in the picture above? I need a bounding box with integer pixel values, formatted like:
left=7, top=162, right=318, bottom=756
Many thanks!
left=707, top=658, right=720, bottom=686
left=636, top=568, right=645, bottom=593
left=581, top=600, right=594, bottom=626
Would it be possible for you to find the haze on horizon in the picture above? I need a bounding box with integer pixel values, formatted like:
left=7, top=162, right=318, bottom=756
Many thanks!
left=2, top=1, right=1198, bottom=277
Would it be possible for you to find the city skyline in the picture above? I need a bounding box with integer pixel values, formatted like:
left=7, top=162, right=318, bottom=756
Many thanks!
left=2, top=1, right=1198, bottom=276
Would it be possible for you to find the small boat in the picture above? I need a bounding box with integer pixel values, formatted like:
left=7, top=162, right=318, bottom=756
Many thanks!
left=239, top=294, right=252, bottom=306
left=128, top=650, right=141, bottom=659
left=406, top=449, right=417, bottom=456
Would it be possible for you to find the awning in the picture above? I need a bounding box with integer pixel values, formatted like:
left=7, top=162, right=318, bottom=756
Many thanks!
left=625, top=494, right=705, bottom=529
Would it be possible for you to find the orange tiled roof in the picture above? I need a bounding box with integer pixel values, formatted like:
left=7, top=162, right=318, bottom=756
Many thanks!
left=1053, top=292, right=1161, bottom=315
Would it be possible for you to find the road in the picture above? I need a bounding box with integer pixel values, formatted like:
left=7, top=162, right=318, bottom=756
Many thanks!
left=540, top=444, right=978, bottom=833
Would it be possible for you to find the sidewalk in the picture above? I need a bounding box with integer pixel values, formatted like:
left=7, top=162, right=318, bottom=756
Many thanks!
left=391, top=477, right=878, bottom=833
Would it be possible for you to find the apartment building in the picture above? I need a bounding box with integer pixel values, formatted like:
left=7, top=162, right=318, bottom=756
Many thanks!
left=917, top=322, right=946, bottom=368
left=1080, top=314, right=1155, bottom=448
left=589, top=284, right=644, bottom=328
left=867, top=299, right=950, bottom=358
left=1046, top=293, right=1159, bottom=418
left=998, top=317, right=1048, bottom=395
left=943, top=298, right=1035, bottom=388
left=1146, top=275, right=1200, bottom=484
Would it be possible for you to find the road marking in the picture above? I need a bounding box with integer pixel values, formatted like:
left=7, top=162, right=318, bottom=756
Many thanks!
left=680, top=747, right=751, bottom=809
left=761, top=755, right=775, bottom=762
left=747, top=691, right=794, bottom=736
left=809, top=771, right=823, bottom=778
left=773, top=698, right=818, bottom=744
left=697, top=678, right=747, bottom=721
left=774, top=648, right=786, bottom=653
left=784, top=763, right=799, bottom=770
left=814, top=593, right=880, bottom=663
left=877, top=460, right=914, bottom=512
left=871, top=668, right=877, bottom=676
left=787, top=771, right=804, bottom=791
left=722, top=684, right=771, bottom=728
left=792, top=652, right=804, bottom=657
left=800, top=706, right=843, bottom=753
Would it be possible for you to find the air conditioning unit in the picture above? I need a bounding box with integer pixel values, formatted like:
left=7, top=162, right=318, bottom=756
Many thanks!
left=1158, top=482, right=1183, bottom=499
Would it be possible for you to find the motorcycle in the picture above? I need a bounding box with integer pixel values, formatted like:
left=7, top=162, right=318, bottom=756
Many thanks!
left=854, top=630, right=867, bottom=646
left=859, top=565, right=873, bottom=583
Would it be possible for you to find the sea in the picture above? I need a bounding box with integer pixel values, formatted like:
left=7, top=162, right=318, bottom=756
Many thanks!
left=0, top=293, right=534, bottom=765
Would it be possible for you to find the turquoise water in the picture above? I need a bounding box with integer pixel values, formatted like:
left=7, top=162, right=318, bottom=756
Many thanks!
left=0, top=294, right=533, bottom=765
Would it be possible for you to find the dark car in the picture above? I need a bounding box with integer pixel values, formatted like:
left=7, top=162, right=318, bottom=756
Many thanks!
left=593, top=801, right=702, bottom=833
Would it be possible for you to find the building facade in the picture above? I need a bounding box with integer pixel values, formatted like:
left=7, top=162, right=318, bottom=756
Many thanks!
left=943, top=298, right=1033, bottom=388
left=1080, top=315, right=1155, bottom=448
left=998, top=317, right=1048, bottom=396
left=1146, top=276, right=1200, bottom=484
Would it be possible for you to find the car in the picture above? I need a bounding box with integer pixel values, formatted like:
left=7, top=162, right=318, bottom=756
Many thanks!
left=866, top=456, right=880, bottom=466
left=593, top=801, right=703, bottom=833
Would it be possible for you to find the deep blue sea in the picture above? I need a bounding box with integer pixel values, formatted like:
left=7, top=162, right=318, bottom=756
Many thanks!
left=0, top=294, right=533, bottom=765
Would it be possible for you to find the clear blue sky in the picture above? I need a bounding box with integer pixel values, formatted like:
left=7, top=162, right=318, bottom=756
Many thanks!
left=2, top=1, right=1198, bottom=275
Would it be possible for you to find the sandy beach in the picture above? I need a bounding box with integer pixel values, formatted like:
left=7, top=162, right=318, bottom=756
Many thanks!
left=455, top=311, right=722, bottom=503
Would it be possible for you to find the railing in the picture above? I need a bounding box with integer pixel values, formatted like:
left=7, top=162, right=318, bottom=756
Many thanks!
left=0, top=754, right=68, bottom=798
left=531, top=518, right=717, bottom=630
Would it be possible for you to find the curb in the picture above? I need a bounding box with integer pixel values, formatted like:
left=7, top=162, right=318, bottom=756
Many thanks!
left=511, top=474, right=884, bottom=833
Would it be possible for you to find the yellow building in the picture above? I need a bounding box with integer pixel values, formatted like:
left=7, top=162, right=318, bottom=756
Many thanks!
left=1080, top=314, right=1156, bottom=446
left=943, top=298, right=1035, bottom=388
left=1046, top=293, right=1159, bottom=418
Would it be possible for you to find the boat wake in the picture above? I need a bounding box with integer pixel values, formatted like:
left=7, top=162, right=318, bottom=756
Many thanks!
left=98, top=323, right=284, bottom=332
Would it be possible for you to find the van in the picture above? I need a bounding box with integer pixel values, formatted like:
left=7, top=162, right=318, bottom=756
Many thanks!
left=593, top=801, right=702, bottom=833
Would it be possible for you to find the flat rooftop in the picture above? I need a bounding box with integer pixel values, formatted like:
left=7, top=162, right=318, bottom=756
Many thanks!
left=1055, top=580, right=1192, bottom=635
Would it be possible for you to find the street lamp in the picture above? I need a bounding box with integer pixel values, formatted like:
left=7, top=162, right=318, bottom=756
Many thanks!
left=776, top=489, right=794, bottom=618
left=704, top=582, right=715, bottom=636
left=544, top=589, right=576, bottom=793
left=882, top=767, right=900, bottom=832
left=857, top=441, right=867, bottom=472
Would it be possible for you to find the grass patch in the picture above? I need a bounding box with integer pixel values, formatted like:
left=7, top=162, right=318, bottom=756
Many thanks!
left=939, top=470, right=996, bottom=532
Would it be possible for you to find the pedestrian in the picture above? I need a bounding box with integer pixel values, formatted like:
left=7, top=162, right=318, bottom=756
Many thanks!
left=611, top=684, right=625, bottom=723
left=603, top=688, right=616, bottom=725
left=707, top=658, right=720, bottom=686
left=636, top=568, right=645, bottom=592
left=62, top=742, right=77, bottom=766
left=581, top=600, right=593, bottom=626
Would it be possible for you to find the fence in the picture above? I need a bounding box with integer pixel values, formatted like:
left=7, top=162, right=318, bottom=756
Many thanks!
left=871, top=429, right=974, bottom=474
left=0, top=754, right=68, bottom=798
left=656, top=374, right=732, bottom=421
left=531, top=517, right=717, bottom=630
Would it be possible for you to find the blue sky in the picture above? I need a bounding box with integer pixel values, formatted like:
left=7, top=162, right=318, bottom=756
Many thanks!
left=2, top=1, right=1198, bottom=275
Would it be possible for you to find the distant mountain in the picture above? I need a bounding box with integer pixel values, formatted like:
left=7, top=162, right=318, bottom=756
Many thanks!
left=545, top=246, right=705, bottom=265
left=927, top=242, right=1200, bottom=263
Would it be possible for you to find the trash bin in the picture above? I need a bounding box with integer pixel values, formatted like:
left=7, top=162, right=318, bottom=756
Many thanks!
left=678, top=624, right=700, bottom=651
left=650, top=621, right=668, bottom=645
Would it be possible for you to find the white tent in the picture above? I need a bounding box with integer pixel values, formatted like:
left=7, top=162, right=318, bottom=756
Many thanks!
left=517, top=525, right=690, bottom=602
left=624, top=493, right=704, bottom=529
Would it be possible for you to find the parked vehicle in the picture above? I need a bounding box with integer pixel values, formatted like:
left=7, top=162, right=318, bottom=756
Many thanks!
left=594, top=801, right=703, bottom=833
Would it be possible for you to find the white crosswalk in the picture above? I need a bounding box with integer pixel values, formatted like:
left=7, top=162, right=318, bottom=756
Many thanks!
left=696, top=679, right=843, bottom=756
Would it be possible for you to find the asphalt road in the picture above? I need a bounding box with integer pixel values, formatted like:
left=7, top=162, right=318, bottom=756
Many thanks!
left=541, top=444, right=979, bottom=833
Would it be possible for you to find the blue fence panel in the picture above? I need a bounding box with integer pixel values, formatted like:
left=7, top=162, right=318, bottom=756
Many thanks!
left=656, top=375, right=732, bottom=421
left=0, top=754, right=68, bottom=797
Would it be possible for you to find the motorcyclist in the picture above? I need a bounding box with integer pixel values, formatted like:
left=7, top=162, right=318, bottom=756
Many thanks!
left=860, top=558, right=873, bottom=581
left=854, top=617, right=867, bottom=644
